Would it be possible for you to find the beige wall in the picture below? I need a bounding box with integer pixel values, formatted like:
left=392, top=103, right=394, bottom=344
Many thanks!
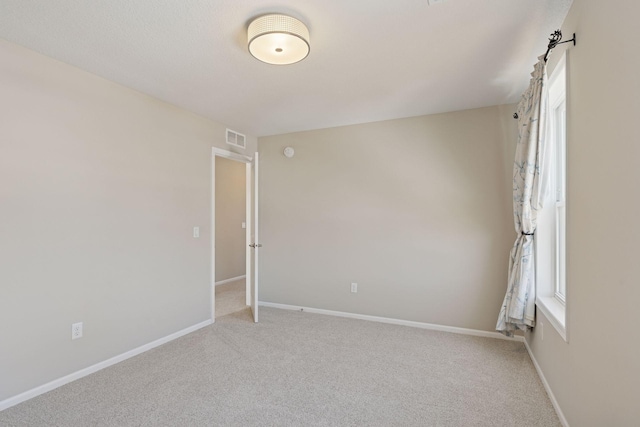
left=258, top=105, right=517, bottom=331
left=525, top=0, right=640, bottom=425
left=0, top=40, right=256, bottom=401
left=215, top=157, right=246, bottom=281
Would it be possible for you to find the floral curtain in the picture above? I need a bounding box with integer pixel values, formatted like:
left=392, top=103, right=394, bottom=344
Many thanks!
left=496, top=55, right=550, bottom=336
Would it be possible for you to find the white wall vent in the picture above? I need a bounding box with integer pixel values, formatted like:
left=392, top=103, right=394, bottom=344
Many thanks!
left=226, top=128, right=246, bottom=149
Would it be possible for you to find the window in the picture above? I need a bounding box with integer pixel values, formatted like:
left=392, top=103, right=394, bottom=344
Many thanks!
left=535, top=52, right=567, bottom=341
left=551, top=74, right=567, bottom=304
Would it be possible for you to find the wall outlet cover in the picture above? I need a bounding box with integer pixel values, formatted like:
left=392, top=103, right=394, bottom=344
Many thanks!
left=71, top=322, right=83, bottom=340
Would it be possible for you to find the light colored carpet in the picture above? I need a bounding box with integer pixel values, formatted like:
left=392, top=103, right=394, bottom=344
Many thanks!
left=0, top=307, right=560, bottom=426
left=215, top=279, right=247, bottom=318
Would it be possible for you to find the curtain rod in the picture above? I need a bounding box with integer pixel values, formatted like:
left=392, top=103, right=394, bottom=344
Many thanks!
left=543, top=30, right=577, bottom=62
left=513, top=30, right=576, bottom=120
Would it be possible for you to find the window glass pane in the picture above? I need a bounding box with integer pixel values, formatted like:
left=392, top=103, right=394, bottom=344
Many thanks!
left=555, top=101, right=566, bottom=203
left=556, top=204, right=566, bottom=299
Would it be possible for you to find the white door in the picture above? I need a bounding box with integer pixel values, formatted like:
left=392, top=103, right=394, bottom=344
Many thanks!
left=248, top=152, right=259, bottom=322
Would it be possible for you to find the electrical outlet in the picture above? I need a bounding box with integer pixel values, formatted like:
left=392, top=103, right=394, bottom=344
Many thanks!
left=193, top=226, right=200, bottom=238
left=71, top=322, right=83, bottom=340
left=351, top=283, right=358, bottom=293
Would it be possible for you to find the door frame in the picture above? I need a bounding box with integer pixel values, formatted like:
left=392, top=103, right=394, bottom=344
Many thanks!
left=211, top=147, right=253, bottom=322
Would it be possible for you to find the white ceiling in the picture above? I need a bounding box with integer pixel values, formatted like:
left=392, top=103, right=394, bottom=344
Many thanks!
left=0, top=0, right=572, bottom=137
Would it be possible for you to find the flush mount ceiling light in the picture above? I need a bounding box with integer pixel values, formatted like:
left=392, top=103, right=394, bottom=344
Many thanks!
left=248, top=14, right=310, bottom=65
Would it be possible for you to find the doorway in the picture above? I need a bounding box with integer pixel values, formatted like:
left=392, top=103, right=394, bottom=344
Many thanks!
left=214, top=155, right=247, bottom=318
left=211, top=148, right=259, bottom=323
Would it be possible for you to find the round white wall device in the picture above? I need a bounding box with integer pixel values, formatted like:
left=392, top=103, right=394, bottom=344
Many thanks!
left=283, top=147, right=295, bottom=158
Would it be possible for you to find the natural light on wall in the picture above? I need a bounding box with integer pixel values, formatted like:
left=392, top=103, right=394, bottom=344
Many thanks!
left=536, top=52, right=568, bottom=341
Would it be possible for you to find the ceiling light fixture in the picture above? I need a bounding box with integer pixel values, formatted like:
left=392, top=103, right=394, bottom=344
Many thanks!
left=247, top=14, right=310, bottom=65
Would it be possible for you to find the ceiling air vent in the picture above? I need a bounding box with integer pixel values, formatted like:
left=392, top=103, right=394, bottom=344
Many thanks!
left=226, top=128, right=246, bottom=149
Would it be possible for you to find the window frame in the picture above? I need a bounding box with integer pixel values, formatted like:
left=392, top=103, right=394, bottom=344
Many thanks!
left=535, top=52, right=568, bottom=342
left=552, top=99, right=566, bottom=304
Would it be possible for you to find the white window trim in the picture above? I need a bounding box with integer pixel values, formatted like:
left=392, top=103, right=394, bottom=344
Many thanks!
left=535, top=51, right=568, bottom=342
left=537, top=296, right=567, bottom=341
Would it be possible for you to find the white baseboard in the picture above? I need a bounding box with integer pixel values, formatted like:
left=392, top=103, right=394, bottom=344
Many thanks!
left=215, top=275, right=246, bottom=286
left=0, top=319, right=212, bottom=412
left=523, top=338, right=569, bottom=427
left=259, top=301, right=524, bottom=342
